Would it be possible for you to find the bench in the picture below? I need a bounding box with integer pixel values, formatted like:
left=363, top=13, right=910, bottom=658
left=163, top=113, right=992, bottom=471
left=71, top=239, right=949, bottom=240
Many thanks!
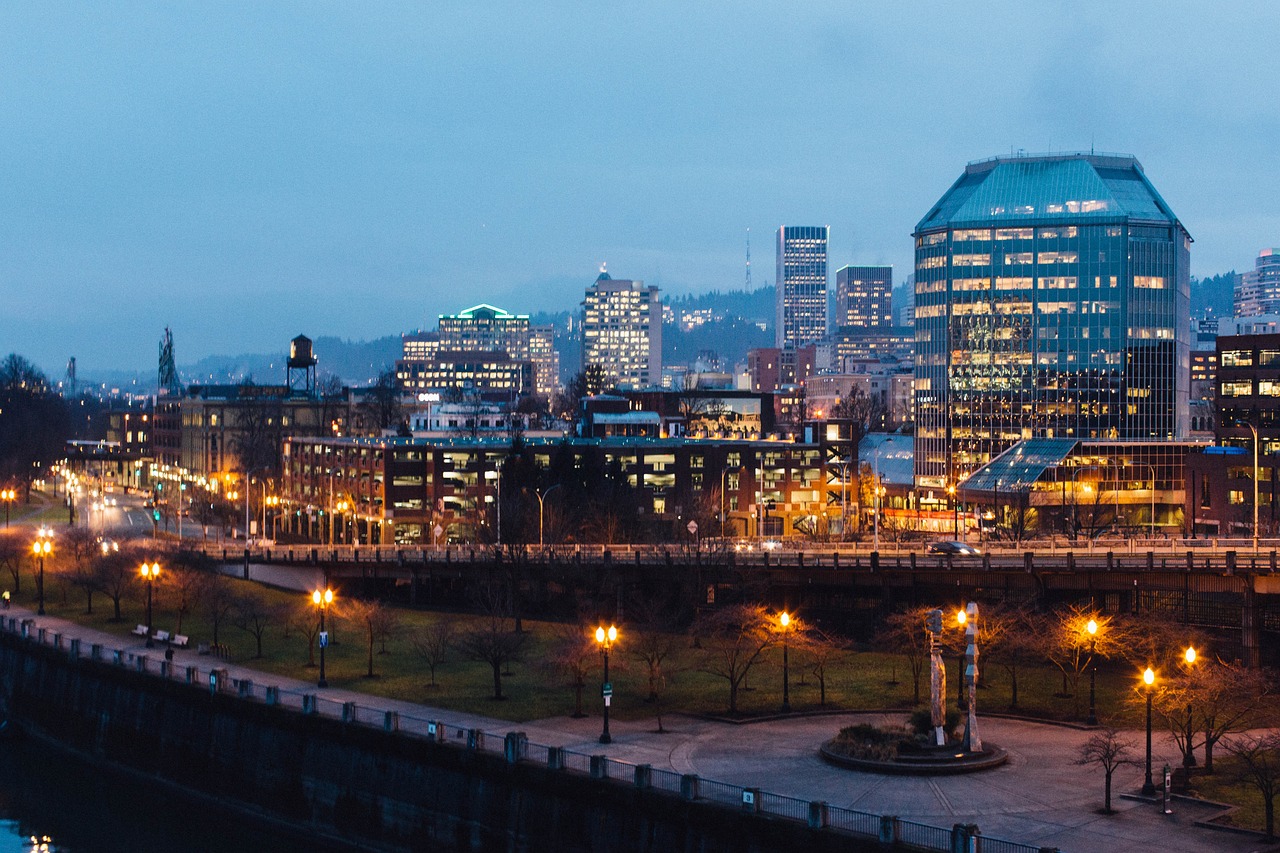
left=151, top=630, right=171, bottom=644
left=172, top=635, right=189, bottom=649
left=132, top=625, right=149, bottom=637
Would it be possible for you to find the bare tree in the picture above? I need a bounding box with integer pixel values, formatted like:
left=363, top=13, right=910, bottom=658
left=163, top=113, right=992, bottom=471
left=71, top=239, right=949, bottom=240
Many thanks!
left=233, top=592, right=283, bottom=659
left=0, top=529, right=24, bottom=594
left=878, top=605, right=936, bottom=705
left=95, top=545, right=140, bottom=622
left=796, top=626, right=846, bottom=707
left=347, top=599, right=397, bottom=677
left=981, top=602, right=1039, bottom=710
left=1194, top=660, right=1269, bottom=773
left=1225, top=732, right=1280, bottom=839
left=410, top=620, right=455, bottom=688
left=456, top=587, right=528, bottom=700
left=166, top=550, right=214, bottom=634
left=1039, top=606, right=1128, bottom=716
left=543, top=623, right=597, bottom=718
left=202, top=572, right=237, bottom=646
left=288, top=600, right=321, bottom=667
left=1073, top=729, right=1137, bottom=814
left=692, top=603, right=775, bottom=715
left=363, top=368, right=404, bottom=433
left=59, top=526, right=100, bottom=612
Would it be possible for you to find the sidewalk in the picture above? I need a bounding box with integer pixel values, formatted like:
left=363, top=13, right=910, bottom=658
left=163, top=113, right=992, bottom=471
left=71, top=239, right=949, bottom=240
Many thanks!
left=8, top=604, right=1276, bottom=853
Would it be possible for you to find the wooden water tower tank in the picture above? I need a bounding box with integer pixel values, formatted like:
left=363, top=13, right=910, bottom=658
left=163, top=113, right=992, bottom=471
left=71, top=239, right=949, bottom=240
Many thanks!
left=288, top=334, right=317, bottom=396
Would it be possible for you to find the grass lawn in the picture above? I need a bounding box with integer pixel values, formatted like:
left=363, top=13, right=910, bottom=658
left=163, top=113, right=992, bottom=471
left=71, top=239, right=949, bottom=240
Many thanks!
left=1190, top=759, right=1276, bottom=835
left=23, top=567, right=1157, bottom=729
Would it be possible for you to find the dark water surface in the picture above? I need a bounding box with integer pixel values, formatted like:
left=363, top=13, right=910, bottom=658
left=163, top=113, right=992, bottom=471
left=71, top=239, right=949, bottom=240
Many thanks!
left=0, top=735, right=357, bottom=853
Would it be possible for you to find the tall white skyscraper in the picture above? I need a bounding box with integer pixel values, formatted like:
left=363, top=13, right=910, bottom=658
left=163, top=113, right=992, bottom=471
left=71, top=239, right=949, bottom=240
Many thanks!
left=775, top=226, right=829, bottom=349
left=581, top=269, right=662, bottom=389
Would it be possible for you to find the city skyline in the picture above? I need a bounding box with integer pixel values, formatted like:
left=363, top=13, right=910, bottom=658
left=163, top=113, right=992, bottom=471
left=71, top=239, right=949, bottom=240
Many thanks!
left=2, top=2, right=1278, bottom=373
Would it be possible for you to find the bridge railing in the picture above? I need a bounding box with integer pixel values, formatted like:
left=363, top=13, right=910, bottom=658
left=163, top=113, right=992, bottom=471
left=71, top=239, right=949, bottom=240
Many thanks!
left=8, top=615, right=1060, bottom=853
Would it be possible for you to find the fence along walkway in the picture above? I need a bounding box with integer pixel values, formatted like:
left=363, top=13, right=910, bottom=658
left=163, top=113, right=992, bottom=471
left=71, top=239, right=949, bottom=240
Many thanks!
left=5, top=616, right=1062, bottom=853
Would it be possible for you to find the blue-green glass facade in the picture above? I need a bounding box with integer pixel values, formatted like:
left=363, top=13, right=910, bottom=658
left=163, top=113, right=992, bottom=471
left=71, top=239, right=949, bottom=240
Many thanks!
left=913, top=153, right=1191, bottom=489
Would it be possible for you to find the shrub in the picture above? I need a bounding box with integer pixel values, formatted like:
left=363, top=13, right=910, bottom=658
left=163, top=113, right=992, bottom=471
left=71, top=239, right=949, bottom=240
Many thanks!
left=908, top=706, right=961, bottom=740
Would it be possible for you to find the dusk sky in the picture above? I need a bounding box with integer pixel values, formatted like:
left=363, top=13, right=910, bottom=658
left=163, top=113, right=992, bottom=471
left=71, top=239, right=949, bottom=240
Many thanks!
left=2, top=2, right=1277, bottom=375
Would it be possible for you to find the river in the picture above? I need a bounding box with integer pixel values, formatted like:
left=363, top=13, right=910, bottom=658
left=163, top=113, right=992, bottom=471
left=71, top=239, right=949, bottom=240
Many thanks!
left=0, top=736, right=353, bottom=853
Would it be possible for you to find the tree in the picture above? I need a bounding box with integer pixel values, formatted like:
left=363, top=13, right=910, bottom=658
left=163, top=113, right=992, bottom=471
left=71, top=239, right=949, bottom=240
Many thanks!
left=543, top=623, right=597, bottom=718
left=288, top=600, right=321, bottom=667
left=410, top=620, right=455, bottom=688
left=59, top=527, right=102, bottom=613
left=627, top=596, right=681, bottom=704
left=456, top=587, right=528, bottom=700
left=95, top=545, right=139, bottom=622
left=692, top=603, right=775, bottom=714
left=166, top=549, right=215, bottom=633
left=1225, top=732, right=1280, bottom=839
left=230, top=379, right=285, bottom=476
left=981, top=602, right=1038, bottom=710
left=233, top=592, right=282, bottom=659
left=1073, top=729, right=1137, bottom=814
left=1039, top=605, right=1128, bottom=716
left=363, top=367, right=404, bottom=433
left=796, top=626, right=846, bottom=707
left=878, top=606, right=936, bottom=705
left=0, top=529, right=25, bottom=594
left=1194, top=661, right=1268, bottom=774
left=202, top=572, right=237, bottom=646
left=0, top=354, right=71, bottom=497
left=346, top=599, right=398, bottom=677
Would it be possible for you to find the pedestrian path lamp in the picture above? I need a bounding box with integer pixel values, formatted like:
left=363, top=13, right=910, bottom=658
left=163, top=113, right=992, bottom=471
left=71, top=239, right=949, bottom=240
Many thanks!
left=1142, top=667, right=1156, bottom=795
left=595, top=624, right=617, bottom=744
left=313, top=588, right=334, bottom=688
left=778, top=611, right=792, bottom=713
left=1086, top=618, right=1099, bottom=725
left=139, top=561, right=161, bottom=647
left=1, top=488, right=14, bottom=527
left=32, top=528, right=53, bottom=616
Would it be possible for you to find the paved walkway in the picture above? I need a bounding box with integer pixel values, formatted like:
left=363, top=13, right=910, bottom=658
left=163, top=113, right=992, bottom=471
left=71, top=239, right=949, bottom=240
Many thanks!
left=6, top=604, right=1277, bottom=853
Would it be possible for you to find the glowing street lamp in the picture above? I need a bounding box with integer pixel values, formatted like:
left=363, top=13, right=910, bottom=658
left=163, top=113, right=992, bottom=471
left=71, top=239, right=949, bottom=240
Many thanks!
left=1086, top=618, right=1099, bottom=725
left=1, top=488, right=15, bottom=527
left=312, top=588, right=335, bottom=687
left=1142, top=667, right=1157, bottom=795
left=139, top=561, right=161, bottom=647
left=595, top=624, right=618, bottom=744
left=778, top=611, right=793, bottom=713
left=31, top=528, right=53, bottom=615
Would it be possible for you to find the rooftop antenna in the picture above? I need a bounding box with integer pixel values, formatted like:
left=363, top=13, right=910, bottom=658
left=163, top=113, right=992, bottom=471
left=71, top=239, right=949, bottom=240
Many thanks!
left=745, top=228, right=753, bottom=291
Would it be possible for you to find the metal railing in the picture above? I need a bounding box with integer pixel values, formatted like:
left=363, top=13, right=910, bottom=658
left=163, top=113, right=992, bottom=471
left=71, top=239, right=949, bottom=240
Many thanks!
left=7, top=616, right=1060, bottom=853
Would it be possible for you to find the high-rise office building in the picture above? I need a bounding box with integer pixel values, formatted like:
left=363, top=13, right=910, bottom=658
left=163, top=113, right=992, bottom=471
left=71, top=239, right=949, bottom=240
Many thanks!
left=529, top=324, right=560, bottom=398
left=1234, top=248, right=1280, bottom=318
left=582, top=270, right=662, bottom=389
left=913, top=153, right=1191, bottom=488
left=438, top=303, right=530, bottom=360
left=775, top=226, right=829, bottom=349
left=835, top=265, right=893, bottom=329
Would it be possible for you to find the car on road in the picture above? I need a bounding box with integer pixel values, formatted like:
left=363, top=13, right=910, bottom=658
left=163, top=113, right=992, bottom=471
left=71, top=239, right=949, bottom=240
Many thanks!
left=927, top=540, right=981, bottom=556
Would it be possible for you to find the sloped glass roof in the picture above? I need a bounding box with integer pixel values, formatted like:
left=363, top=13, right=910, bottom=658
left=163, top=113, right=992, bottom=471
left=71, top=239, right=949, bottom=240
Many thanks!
left=961, top=438, right=1079, bottom=491
left=916, top=154, right=1180, bottom=232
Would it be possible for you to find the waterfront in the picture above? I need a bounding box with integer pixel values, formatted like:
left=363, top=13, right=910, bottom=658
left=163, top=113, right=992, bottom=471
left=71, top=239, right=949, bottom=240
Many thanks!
left=0, top=738, right=350, bottom=853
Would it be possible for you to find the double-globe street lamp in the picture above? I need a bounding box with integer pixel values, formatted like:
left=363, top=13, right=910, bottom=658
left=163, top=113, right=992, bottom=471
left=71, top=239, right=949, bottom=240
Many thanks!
left=312, top=588, right=335, bottom=688
left=1142, top=667, right=1157, bottom=795
left=1086, top=618, right=1099, bottom=726
left=1, top=488, right=15, bottom=527
left=32, top=527, right=53, bottom=616
left=140, top=561, right=161, bottom=647
left=595, top=624, right=617, bottom=744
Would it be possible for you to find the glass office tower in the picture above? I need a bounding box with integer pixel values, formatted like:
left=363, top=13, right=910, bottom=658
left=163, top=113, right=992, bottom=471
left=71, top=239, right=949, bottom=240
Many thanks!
left=776, top=226, right=829, bottom=349
left=913, top=153, right=1191, bottom=489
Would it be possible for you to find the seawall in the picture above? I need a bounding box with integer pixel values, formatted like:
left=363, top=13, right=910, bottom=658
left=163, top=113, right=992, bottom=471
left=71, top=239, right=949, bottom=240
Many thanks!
left=0, top=628, right=882, bottom=853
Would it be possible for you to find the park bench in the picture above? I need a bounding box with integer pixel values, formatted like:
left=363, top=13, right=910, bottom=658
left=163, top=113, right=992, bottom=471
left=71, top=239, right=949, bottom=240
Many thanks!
left=131, top=625, right=148, bottom=637
left=172, top=635, right=189, bottom=649
left=151, top=630, right=171, bottom=644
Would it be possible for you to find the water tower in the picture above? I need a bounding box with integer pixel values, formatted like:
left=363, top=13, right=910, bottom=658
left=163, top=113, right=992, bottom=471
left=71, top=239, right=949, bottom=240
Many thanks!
left=288, top=334, right=317, bottom=397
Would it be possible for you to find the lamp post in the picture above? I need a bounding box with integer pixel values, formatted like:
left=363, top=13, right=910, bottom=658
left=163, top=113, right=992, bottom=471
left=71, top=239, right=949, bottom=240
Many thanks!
left=1248, top=423, right=1260, bottom=550
left=1142, top=667, right=1156, bottom=795
left=947, top=484, right=958, bottom=539
left=1, top=488, right=14, bottom=527
left=595, top=624, right=617, bottom=744
left=312, top=588, right=334, bottom=687
left=32, top=527, right=53, bottom=616
left=1086, top=618, right=1098, bottom=725
left=779, top=611, right=792, bottom=713
left=1182, top=645, right=1197, bottom=769
left=140, top=561, right=161, bottom=647
left=873, top=439, right=892, bottom=551
left=536, top=484, right=561, bottom=548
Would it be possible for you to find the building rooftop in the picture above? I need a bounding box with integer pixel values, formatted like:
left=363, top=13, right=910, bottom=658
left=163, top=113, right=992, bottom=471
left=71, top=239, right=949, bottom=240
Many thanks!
left=916, top=152, right=1185, bottom=233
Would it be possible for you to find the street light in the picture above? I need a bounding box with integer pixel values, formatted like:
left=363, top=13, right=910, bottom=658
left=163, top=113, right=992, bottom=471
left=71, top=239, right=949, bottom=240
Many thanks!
left=1247, top=423, right=1260, bottom=550
left=1, top=488, right=14, bottom=527
left=139, top=561, right=161, bottom=647
left=778, top=611, right=792, bottom=713
left=31, top=527, right=53, bottom=616
left=1142, top=667, right=1156, bottom=795
left=873, top=439, right=893, bottom=551
left=1086, top=618, right=1099, bottom=725
left=594, top=624, right=617, bottom=744
left=946, top=484, right=958, bottom=539
left=535, top=484, right=561, bottom=548
left=312, top=588, right=335, bottom=687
